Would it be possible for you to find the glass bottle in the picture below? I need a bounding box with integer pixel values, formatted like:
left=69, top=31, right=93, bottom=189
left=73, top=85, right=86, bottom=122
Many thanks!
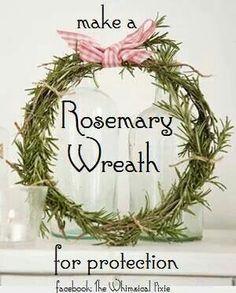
left=51, top=79, right=118, bottom=238
left=0, top=127, right=9, bottom=241
left=129, top=86, right=203, bottom=241
left=0, top=127, right=9, bottom=189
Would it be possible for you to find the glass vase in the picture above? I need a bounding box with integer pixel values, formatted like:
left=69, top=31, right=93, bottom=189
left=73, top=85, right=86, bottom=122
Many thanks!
left=51, top=79, right=118, bottom=239
left=129, top=87, right=203, bottom=241
left=0, top=127, right=9, bottom=189
left=0, top=185, right=48, bottom=243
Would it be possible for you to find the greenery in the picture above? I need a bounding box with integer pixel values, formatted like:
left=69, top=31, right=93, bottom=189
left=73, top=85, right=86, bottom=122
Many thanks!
left=10, top=16, right=233, bottom=246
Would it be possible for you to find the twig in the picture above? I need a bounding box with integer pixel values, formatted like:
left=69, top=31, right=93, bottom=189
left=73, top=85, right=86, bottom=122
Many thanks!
left=132, top=215, right=155, bottom=233
left=170, top=155, right=223, bottom=167
left=176, top=63, right=212, bottom=78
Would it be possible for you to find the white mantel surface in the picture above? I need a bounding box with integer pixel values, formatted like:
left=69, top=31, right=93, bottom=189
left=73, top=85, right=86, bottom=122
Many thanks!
left=0, top=229, right=235, bottom=277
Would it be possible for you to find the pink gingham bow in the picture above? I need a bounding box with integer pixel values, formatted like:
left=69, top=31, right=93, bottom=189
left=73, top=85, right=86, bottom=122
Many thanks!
left=57, top=19, right=156, bottom=67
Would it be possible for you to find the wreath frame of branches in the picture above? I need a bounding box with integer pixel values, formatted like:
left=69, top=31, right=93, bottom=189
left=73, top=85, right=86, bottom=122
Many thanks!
left=10, top=16, right=232, bottom=246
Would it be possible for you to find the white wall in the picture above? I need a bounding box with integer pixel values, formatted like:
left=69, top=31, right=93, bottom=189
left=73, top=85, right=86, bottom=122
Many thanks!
left=0, top=0, right=235, bottom=230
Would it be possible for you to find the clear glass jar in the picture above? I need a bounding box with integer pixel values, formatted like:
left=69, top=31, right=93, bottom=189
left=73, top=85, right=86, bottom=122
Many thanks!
left=51, top=79, right=118, bottom=238
left=0, top=186, right=48, bottom=243
left=0, top=127, right=10, bottom=241
left=129, top=87, right=203, bottom=241
left=0, top=127, right=9, bottom=189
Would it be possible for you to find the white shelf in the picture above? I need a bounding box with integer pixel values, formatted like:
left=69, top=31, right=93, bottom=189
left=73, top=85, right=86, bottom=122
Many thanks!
left=0, top=229, right=235, bottom=277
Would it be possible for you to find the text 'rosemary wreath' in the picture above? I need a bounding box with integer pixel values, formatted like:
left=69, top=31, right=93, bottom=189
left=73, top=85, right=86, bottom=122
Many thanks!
left=10, top=16, right=233, bottom=246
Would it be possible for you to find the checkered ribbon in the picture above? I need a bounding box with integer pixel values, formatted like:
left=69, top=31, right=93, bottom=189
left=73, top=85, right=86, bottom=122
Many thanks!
left=57, top=19, right=156, bottom=67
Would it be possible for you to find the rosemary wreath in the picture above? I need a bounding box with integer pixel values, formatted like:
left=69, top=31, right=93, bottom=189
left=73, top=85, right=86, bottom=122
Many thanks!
left=10, top=16, right=232, bottom=246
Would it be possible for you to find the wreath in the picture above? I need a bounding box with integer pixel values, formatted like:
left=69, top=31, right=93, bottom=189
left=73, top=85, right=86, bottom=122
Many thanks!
left=9, top=16, right=232, bottom=246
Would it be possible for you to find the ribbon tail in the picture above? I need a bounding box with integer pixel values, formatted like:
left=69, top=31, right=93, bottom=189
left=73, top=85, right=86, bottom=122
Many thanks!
left=121, top=49, right=153, bottom=65
left=122, top=19, right=156, bottom=48
left=130, top=51, right=153, bottom=64
left=78, top=42, right=104, bottom=63
left=57, top=30, right=95, bottom=53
